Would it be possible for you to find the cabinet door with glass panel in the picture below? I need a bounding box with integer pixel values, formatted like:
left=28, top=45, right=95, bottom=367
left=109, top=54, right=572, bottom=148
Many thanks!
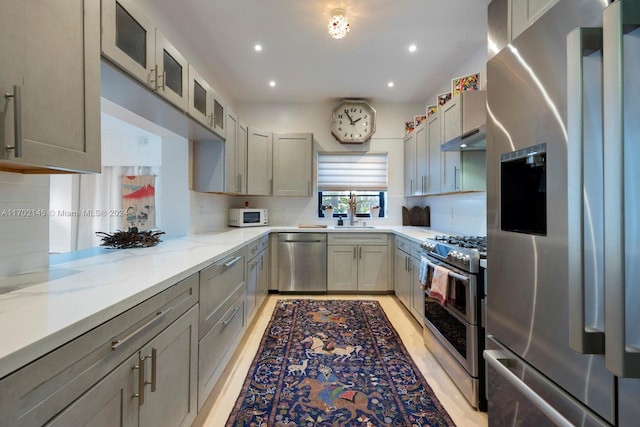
left=101, top=0, right=189, bottom=111
left=187, top=65, right=212, bottom=130
left=210, top=89, right=226, bottom=139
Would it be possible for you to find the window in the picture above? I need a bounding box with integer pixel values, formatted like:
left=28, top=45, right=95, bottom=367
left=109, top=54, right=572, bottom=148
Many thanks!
left=317, top=153, right=388, bottom=218
left=318, top=191, right=386, bottom=218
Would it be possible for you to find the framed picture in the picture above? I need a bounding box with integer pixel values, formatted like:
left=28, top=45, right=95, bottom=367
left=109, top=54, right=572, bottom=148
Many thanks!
left=405, top=120, right=415, bottom=134
left=452, top=72, right=480, bottom=96
left=414, top=114, right=427, bottom=128
left=426, top=104, right=438, bottom=117
left=437, top=92, right=452, bottom=106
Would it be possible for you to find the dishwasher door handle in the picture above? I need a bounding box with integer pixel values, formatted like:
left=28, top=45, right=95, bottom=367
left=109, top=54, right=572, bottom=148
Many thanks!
left=283, top=240, right=324, bottom=243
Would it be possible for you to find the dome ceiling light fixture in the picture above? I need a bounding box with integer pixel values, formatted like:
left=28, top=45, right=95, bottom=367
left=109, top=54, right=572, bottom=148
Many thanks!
left=328, top=8, right=350, bottom=39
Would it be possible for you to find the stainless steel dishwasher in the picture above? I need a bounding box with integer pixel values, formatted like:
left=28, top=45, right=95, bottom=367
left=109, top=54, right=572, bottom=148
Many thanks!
left=278, top=233, right=327, bottom=293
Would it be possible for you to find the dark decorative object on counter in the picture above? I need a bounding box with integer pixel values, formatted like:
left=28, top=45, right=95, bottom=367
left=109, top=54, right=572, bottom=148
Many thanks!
left=96, top=227, right=165, bottom=249
left=403, top=206, right=430, bottom=226
left=402, top=206, right=410, bottom=225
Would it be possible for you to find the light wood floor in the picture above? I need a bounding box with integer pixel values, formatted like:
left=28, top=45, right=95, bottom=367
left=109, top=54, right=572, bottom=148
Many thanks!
left=194, top=294, right=488, bottom=427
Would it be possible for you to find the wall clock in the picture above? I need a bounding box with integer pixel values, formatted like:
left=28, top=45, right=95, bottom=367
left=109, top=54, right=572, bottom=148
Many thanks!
left=330, top=99, right=376, bottom=144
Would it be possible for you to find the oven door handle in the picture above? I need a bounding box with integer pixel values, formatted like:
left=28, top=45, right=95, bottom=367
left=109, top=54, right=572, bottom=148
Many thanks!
left=423, top=258, right=469, bottom=282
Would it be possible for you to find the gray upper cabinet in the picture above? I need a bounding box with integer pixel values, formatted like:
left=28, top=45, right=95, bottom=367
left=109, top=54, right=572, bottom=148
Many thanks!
left=415, top=124, right=428, bottom=195
left=273, top=132, right=313, bottom=197
left=154, top=30, right=189, bottom=111
left=223, top=110, right=247, bottom=194
left=404, top=130, right=417, bottom=196
left=187, top=64, right=212, bottom=130
left=511, top=0, right=560, bottom=40
left=101, top=0, right=189, bottom=112
left=211, top=90, right=226, bottom=139
left=0, top=0, right=100, bottom=173
left=425, top=111, right=442, bottom=194
left=441, top=91, right=486, bottom=146
left=247, top=127, right=273, bottom=196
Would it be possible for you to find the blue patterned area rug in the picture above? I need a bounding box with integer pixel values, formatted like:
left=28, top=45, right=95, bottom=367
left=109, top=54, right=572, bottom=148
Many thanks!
left=226, top=299, right=455, bottom=426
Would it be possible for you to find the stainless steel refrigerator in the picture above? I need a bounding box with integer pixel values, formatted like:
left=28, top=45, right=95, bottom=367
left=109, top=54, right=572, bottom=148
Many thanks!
left=485, top=0, right=640, bottom=425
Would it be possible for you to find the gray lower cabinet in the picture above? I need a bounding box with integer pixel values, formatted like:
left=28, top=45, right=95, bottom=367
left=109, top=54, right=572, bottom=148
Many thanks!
left=394, top=244, right=412, bottom=308
left=0, top=274, right=199, bottom=427
left=327, top=233, right=389, bottom=292
left=197, top=250, right=246, bottom=410
left=395, top=237, right=425, bottom=325
left=410, top=255, right=425, bottom=322
left=46, top=353, right=139, bottom=427
left=47, top=307, right=199, bottom=427
left=246, top=236, right=269, bottom=324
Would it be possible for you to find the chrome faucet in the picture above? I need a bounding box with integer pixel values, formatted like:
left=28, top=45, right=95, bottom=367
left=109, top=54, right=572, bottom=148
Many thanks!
left=348, top=194, right=358, bottom=226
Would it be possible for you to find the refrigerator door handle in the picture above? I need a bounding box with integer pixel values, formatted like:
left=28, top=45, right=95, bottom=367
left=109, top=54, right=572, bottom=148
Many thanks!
left=484, top=350, right=574, bottom=427
left=603, top=0, right=640, bottom=378
left=567, top=27, right=605, bottom=355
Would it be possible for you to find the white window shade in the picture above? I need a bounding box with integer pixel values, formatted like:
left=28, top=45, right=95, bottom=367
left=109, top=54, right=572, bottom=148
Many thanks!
left=317, top=153, right=388, bottom=191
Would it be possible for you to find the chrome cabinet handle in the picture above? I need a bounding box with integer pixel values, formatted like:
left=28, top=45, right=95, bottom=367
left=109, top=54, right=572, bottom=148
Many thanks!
left=223, top=255, right=242, bottom=268
left=223, top=306, right=240, bottom=326
left=453, top=166, right=460, bottom=190
left=111, top=308, right=173, bottom=350
left=150, top=348, right=157, bottom=392
left=567, top=27, right=605, bottom=355
left=133, top=354, right=147, bottom=406
left=484, top=350, right=574, bottom=427
left=148, top=65, right=157, bottom=89
left=359, top=247, right=362, bottom=259
left=603, top=0, right=640, bottom=377
left=353, top=247, right=357, bottom=259
left=157, top=70, right=166, bottom=90
left=5, top=85, right=22, bottom=158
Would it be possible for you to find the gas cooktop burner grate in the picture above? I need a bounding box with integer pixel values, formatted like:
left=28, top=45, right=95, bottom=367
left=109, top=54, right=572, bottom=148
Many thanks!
left=434, top=235, right=487, bottom=252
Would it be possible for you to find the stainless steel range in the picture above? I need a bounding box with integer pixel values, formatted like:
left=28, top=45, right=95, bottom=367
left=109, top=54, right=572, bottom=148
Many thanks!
left=419, top=235, right=486, bottom=410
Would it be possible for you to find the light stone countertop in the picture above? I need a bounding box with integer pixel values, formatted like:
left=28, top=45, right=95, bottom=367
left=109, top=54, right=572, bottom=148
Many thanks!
left=0, top=225, right=444, bottom=379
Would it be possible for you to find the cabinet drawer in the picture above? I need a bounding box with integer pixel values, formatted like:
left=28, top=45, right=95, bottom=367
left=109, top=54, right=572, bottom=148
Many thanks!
left=395, top=236, right=410, bottom=253
left=199, top=250, right=245, bottom=339
left=0, top=273, right=199, bottom=427
left=246, top=235, right=269, bottom=260
left=198, top=288, right=245, bottom=409
left=328, top=233, right=388, bottom=246
left=411, top=241, right=425, bottom=259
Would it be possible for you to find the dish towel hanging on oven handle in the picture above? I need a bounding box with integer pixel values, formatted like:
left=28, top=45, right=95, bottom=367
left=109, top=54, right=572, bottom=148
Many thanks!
left=429, top=264, right=450, bottom=306
left=419, top=256, right=429, bottom=289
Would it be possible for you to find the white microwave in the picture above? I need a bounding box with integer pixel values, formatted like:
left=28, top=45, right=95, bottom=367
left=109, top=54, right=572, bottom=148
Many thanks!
left=228, top=208, right=269, bottom=227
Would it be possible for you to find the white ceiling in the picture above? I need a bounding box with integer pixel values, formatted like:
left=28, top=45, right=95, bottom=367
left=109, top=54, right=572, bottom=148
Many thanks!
left=141, top=0, right=489, bottom=104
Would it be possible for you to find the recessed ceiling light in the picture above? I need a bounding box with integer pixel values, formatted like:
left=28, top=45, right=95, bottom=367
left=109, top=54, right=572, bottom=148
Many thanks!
left=254, top=44, right=263, bottom=52
left=387, top=82, right=395, bottom=88
left=408, top=44, right=417, bottom=53
left=269, top=80, right=276, bottom=87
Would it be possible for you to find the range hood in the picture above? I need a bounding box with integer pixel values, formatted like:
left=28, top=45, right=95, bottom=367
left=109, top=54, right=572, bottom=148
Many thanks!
left=441, top=124, right=486, bottom=151
left=440, top=90, right=486, bottom=152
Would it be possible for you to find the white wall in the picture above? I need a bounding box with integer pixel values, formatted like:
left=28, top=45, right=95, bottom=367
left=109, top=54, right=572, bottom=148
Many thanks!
left=0, top=172, right=49, bottom=276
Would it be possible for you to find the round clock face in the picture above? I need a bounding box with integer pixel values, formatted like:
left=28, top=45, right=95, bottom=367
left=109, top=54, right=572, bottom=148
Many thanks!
left=330, top=100, right=376, bottom=144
